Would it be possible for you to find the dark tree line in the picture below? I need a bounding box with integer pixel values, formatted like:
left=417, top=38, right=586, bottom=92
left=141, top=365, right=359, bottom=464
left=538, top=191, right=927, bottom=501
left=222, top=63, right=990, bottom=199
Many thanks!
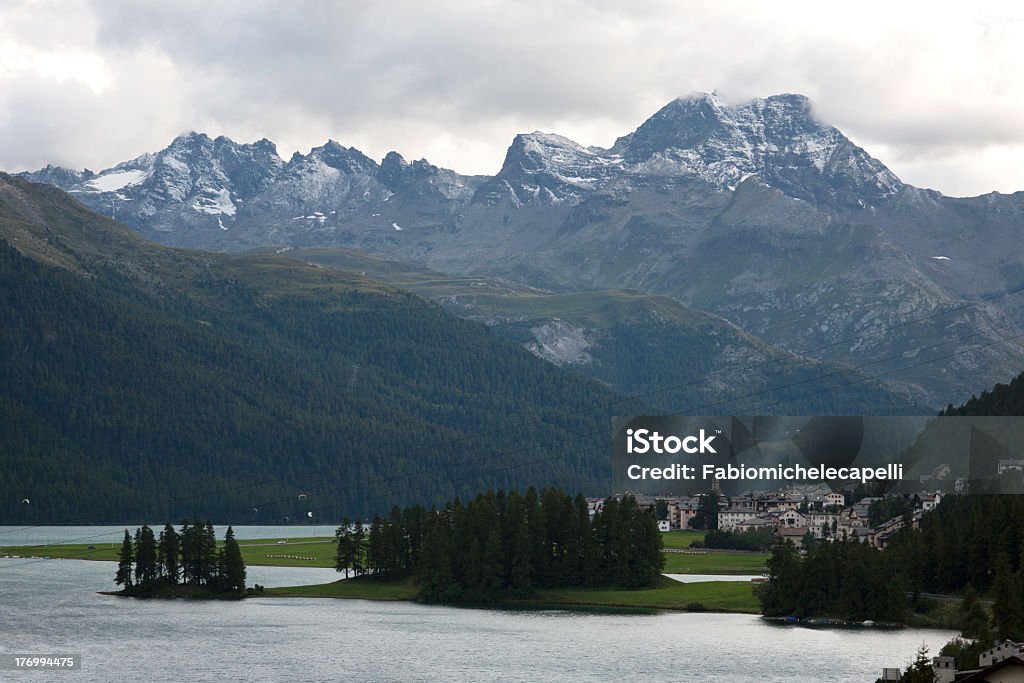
left=757, top=494, right=1024, bottom=638
left=703, top=528, right=776, bottom=552
left=335, top=489, right=664, bottom=602
left=885, top=495, right=1024, bottom=639
left=115, top=521, right=246, bottom=596
left=757, top=536, right=907, bottom=622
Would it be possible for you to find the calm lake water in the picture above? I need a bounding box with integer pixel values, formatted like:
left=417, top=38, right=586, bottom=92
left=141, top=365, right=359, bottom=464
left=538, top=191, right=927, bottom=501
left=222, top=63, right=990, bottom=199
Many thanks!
left=0, top=529, right=957, bottom=682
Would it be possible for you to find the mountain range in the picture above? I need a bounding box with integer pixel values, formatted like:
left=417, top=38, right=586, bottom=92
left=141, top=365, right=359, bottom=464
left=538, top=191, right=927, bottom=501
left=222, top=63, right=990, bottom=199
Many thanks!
left=21, top=92, right=1024, bottom=408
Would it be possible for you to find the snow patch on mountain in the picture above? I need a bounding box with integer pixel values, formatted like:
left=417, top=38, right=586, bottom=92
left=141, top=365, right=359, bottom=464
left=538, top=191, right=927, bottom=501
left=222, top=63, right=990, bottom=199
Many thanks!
left=192, top=188, right=236, bottom=216
left=84, top=169, right=151, bottom=192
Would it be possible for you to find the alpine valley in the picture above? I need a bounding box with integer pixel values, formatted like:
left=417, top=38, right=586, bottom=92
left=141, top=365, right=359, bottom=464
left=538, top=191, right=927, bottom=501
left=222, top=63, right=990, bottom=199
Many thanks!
left=22, top=93, right=1024, bottom=410
left=5, top=93, right=1024, bottom=522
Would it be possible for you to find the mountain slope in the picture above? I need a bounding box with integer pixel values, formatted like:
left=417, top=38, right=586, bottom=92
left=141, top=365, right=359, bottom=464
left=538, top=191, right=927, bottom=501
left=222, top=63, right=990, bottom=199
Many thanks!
left=0, top=174, right=648, bottom=524
left=287, top=247, right=923, bottom=415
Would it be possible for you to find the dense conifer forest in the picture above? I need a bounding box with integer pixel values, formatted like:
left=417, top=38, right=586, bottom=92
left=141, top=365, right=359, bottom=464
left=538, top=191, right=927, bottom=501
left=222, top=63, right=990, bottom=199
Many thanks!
left=0, top=176, right=647, bottom=523
left=335, top=489, right=664, bottom=602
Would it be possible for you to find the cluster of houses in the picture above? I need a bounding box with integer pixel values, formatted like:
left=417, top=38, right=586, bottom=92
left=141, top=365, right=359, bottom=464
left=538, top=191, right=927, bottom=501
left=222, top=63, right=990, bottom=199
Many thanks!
left=883, top=640, right=1024, bottom=682
left=595, top=484, right=944, bottom=549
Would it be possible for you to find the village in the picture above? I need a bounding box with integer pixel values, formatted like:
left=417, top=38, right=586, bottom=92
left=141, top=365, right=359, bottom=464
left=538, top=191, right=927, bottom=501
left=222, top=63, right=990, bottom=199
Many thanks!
left=595, top=483, right=943, bottom=550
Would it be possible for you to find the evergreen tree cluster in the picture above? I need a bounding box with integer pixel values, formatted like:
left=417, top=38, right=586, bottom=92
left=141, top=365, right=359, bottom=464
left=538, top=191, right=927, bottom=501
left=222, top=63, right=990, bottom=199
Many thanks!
left=115, top=522, right=246, bottom=596
left=758, top=494, right=1024, bottom=637
left=757, top=537, right=907, bottom=622
left=884, top=495, right=1024, bottom=639
left=334, top=489, right=664, bottom=603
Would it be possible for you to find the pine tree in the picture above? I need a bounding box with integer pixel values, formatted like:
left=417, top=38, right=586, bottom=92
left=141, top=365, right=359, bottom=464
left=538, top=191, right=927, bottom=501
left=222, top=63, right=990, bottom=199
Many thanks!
left=691, top=490, right=720, bottom=530
left=134, top=524, right=158, bottom=588
left=510, top=515, right=533, bottom=594
left=351, top=520, right=366, bottom=576
left=179, top=520, right=196, bottom=585
left=900, top=644, right=937, bottom=683
left=481, top=529, right=505, bottom=595
left=335, top=517, right=354, bottom=578
left=991, top=554, right=1024, bottom=640
left=157, top=522, right=180, bottom=584
left=201, top=522, right=217, bottom=586
left=220, top=526, right=246, bottom=593
left=419, top=522, right=457, bottom=602
left=115, top=529, right=134, bottom=589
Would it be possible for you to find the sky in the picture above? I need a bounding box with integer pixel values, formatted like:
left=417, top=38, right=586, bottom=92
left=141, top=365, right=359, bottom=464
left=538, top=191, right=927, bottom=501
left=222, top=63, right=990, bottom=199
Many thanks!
left=0, top=1, right=1022, bottom=197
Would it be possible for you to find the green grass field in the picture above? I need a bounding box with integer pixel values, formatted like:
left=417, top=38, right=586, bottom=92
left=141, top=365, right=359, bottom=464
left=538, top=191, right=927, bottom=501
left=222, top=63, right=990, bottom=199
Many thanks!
left=660, top=530, right=705, bottom=548
left=662, top=550, right=768, bottom=575
left=533, top=576, right=759, bottom=613
left=263, top=576, right=419, bottom=600
left=265, top=575, right=760, bottom=614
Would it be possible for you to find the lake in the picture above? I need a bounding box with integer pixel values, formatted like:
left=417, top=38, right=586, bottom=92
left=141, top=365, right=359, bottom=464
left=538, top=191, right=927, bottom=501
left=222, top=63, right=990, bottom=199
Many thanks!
left=0, top=528, right=957, bottom=681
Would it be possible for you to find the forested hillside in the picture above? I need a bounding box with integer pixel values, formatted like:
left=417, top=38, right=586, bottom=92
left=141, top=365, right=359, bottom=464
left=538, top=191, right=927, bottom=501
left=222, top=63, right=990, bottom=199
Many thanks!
left=941, top=369, right=1024, bottom=416
left=0, top=175, right=646, bottom=523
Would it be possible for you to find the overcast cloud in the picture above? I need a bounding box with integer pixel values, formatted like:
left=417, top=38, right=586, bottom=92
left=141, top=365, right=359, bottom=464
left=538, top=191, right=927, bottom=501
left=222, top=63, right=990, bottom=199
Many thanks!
left=1, top=0, right=1022, bottom=196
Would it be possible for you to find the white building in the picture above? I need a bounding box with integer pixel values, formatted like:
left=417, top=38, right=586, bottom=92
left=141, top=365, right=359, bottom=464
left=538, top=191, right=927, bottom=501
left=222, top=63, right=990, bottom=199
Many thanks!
left=980, top=640, right=1024, bottom=668
left=718, top=508, right=758, bottom=532
left=826, top=491, right=845, bottom=508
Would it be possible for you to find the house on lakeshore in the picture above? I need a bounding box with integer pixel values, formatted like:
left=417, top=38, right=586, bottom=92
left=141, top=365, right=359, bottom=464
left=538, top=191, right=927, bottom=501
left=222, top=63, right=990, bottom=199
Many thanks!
left=979, top=641, right=1024, bottom=668
left=883, top=641, right=1024, bottom=682
left=955, top=654, right=1024, bottom=681
left=933, top=655, right=956, bottom=683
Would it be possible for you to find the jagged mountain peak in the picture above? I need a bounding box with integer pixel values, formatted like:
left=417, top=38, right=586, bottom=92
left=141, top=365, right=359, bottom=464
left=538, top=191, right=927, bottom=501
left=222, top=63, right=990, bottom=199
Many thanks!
left=294, top=140, right=378, bottom=174
left=488, top=131, right=624, bottom=206
left=378, top=151, right=443, bottom=188
left=606, top=91, right=902, bottom=207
